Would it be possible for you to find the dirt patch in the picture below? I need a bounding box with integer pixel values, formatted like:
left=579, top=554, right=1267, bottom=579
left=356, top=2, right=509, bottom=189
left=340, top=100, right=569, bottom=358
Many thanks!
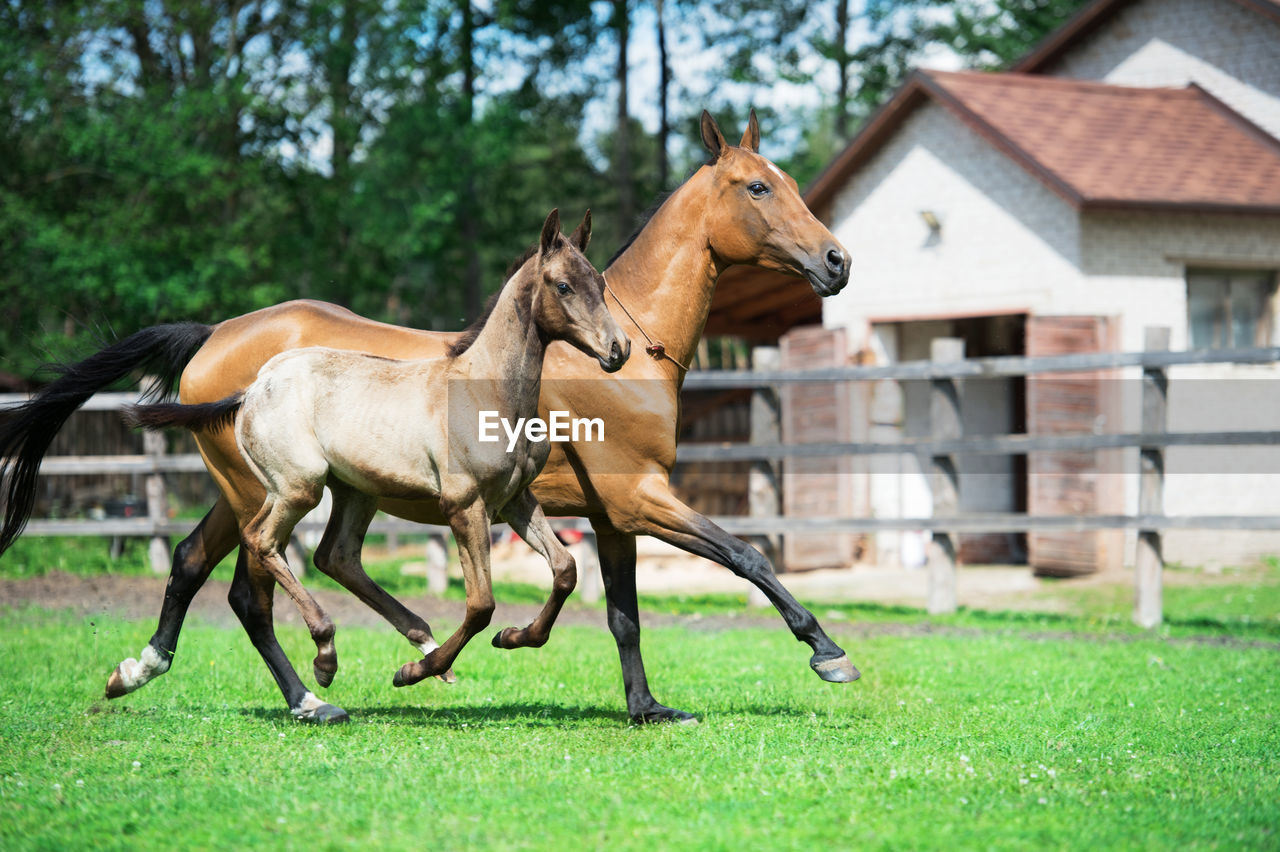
left=3, top=571, right=1276, bottom=651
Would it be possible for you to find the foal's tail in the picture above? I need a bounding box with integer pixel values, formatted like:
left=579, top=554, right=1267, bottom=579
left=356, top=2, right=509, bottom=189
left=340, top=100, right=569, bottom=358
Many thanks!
left=0, top=322, right=214, bottom=556
left=123, top=393, right=244, bottom=433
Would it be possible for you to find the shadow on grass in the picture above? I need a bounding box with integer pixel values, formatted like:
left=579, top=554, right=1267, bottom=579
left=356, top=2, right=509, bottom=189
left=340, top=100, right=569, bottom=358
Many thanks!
left=236, top=699, right=841, bottom=726
left=239, top=701, right=627, bottom=727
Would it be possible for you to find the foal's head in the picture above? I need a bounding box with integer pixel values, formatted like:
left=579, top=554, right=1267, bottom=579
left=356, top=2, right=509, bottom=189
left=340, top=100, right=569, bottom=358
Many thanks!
left=529, top=208, right=630, bottom=373
left=698, top=110, right=850, bottom=297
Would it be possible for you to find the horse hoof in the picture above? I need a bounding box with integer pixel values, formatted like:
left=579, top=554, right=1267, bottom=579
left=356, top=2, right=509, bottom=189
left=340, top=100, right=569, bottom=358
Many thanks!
left=632, top=706, right=699, bottom=726
left=314, top=661, right=337, bottom=689
left=393, top=663, right=420, bottom=688
left=811, top=653, right=860, bottom=683
left=437, top=668, right=458, bottom=684
left=300, top=703, right=349, bottom=725
left=104, top=668, right=130, bottom=700
left=491, top=627, right=519, bottom=649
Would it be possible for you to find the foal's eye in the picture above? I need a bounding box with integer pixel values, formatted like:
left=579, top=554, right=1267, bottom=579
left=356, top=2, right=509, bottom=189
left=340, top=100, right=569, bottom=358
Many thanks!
left=556, top=281, right=571, bottom=295
left=748, top=181, right=769, bottom=198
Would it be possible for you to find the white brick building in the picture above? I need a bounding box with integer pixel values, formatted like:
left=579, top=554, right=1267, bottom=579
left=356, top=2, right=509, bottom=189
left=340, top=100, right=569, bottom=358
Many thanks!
left=711, top=0, right=1280, bottom=573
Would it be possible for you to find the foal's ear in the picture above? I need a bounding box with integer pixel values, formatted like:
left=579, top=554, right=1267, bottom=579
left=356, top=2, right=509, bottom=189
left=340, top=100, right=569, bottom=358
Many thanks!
left=701, top=110, right=726, bottom=162
left=539, top=208, right=562, bottom=257
left=569, top=209, right=591, bottom=252
left=740, top=108, right=760, bottom=153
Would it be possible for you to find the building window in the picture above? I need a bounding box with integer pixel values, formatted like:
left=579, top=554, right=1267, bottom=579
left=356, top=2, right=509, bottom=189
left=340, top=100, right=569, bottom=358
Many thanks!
left=1187, top=269, right=1276, bottom=349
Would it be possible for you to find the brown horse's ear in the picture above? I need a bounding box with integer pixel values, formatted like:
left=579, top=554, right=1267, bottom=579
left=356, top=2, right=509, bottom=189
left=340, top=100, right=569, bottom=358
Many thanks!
left=539, top=208, right=561, bottom=257
left=740, top=108, right=760, bottom=153
left=701, top=110, right=726, bottom=161
left=569, top=209, right=591, bottom=252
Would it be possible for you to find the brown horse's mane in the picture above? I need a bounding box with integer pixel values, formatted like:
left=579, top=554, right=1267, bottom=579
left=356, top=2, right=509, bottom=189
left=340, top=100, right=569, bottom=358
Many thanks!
left=447, top=242, right=543, bottom=358
left=605, top=160, right=711, bottom=268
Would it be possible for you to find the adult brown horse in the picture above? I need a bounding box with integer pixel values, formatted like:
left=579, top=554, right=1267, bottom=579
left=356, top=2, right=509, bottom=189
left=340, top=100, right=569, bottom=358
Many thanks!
left=0, top=111, right=855, bottom=723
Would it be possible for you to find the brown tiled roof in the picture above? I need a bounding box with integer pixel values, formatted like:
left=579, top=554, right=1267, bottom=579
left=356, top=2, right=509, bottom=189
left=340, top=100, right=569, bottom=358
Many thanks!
left=924, top=70, right=1280, bottom=212
left=806, top=70, right=1280, bottom=217
left=706, top=0, right=1280, bottom=343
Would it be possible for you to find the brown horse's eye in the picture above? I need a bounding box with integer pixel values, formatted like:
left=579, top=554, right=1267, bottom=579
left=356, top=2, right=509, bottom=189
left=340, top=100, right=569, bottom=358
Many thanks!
left=748, top=181, right=769, bottom=198
left=556, top=281, right=571, bottom=295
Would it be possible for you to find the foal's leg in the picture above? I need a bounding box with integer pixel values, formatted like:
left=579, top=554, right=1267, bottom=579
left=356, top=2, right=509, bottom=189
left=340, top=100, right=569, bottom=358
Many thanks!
left=105, top=498, right=239, bottom=698
left=242, top=493, right=341, bottom=688
left=227, top=548, right=348, bottom=723
left=393, top=500, right=493, bottom=687
left=605, top=472, right=859, bottom=683
left=312, top=481, right=456, bottom=682
left=492, top=488, right=576, bottom=650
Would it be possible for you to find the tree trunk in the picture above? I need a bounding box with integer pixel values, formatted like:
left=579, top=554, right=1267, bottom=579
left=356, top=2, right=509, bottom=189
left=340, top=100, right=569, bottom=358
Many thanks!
left=656, top=0, right=670, bottom=190
left=460, top=0, right=483, bottom=320
left=835, top=0, right=850, bottom=141
left=614, top=0, right=634, bottom=227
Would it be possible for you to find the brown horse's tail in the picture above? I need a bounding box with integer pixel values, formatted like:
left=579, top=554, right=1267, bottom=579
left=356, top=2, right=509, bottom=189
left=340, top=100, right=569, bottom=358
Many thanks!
left=124, top=393, right=245, bottom=433
left=0, top=322, right=214, bottom=556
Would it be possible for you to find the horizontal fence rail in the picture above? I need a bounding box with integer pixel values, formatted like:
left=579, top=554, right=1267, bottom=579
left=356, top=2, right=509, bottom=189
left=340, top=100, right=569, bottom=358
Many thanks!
left=676, top=430, right=1280, bottom=463
left=4, top=336, right=1279, bottom=625
left=681, top=345, right=1280, bottom=388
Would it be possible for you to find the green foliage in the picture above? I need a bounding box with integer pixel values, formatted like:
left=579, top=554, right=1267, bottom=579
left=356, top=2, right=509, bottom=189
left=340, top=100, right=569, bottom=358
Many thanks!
left=2, top=0, right=1096, bottom=381
left=0, top=610, right=1276, bottom=849
left=937, top=0, right=1094, bottom=69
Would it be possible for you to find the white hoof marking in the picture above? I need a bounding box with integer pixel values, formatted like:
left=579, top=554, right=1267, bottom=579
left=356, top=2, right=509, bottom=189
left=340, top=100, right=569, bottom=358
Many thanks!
left=115, top=646, right=170, bottom=693
left=291, top=692, right=327, bottom=719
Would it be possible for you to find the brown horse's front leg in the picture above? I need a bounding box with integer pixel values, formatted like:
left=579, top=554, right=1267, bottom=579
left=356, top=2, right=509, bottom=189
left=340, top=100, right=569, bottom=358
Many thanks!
left=393, top=500, right=493, bottom=687
left=491, top=488, right=576, bottom=649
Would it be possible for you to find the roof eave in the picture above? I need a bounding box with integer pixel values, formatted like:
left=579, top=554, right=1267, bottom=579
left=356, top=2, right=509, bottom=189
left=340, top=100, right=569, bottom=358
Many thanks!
left=915, top=73, right=1089, bottom=209
left=1012, top=0, right=1130, bottom=73
left=804, top=73, right=933, bottom=218
left=1082, top=199, right=1280, bottom=215
left=1012, top=0, right=1280, bottom=73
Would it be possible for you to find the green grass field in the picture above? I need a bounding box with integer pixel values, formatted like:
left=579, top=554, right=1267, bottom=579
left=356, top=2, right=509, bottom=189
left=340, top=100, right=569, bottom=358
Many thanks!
left=2, top=537, right=1278, bottom=849
left=0, top=604, right=1276, bottom=850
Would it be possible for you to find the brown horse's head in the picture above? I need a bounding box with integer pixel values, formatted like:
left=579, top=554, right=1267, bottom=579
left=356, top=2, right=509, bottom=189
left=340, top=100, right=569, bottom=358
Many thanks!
left=698, top=110, right=850, bottom=297
left=533, top=208, right=631, bottom=373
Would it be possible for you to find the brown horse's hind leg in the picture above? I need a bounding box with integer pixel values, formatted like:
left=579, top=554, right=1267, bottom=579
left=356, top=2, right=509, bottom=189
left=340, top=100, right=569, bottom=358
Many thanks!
left=492, top=488, right=576, bottom=650
left=243, top=494, right=340, bottom=688
left=106, top=497, right=239, bottom=699
left=610, top=473, right=859, bottom=684
left=313, top=481, right=456, bottom=683
left=393, top=500, right=493, bottom=687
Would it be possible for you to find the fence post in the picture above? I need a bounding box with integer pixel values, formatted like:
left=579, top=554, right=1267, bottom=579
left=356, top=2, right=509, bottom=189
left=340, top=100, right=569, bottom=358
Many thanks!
left=1135, top=326, right=1169, bottom=628
left=143, top=430, right=170, bottom=575
left=425, top=533, right=449, bottom=596
left=927, top=337, right=964, bottom=614
left=574, top=528, right=602, bottom=604
left=748, top=345, right=782, bottom=608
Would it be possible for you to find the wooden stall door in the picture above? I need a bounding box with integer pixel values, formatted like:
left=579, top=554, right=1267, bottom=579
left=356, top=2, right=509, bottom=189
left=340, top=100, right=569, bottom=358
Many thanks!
left=1026, top=316, right=1124, bottom=576
left=779, top=326, right=859, bottom=570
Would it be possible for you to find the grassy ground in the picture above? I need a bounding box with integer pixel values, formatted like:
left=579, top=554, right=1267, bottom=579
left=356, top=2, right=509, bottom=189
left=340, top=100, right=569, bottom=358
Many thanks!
left=0, top=607, right=1277, bottom=850
left=2, top=537, right=1278, bottom=849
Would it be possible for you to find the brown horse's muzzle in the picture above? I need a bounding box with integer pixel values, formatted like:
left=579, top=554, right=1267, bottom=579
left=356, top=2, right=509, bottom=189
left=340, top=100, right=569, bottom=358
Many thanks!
left=804, top=243, right=850, bottom=297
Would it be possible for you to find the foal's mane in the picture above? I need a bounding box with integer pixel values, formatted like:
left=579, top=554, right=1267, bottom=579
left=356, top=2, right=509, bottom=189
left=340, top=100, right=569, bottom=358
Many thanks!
left=446, top=242, right=543, bottom=358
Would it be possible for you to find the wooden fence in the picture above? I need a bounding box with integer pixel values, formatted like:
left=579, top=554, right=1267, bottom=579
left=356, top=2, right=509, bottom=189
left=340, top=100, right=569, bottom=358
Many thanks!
left=679, top=328, right=1280, bottom=627
left=5, top=327, right=1280, bottom=625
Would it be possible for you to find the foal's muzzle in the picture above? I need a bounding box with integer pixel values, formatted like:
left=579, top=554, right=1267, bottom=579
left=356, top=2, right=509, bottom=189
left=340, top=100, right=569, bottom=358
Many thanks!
left=599, top=338, right=630, bottom=373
